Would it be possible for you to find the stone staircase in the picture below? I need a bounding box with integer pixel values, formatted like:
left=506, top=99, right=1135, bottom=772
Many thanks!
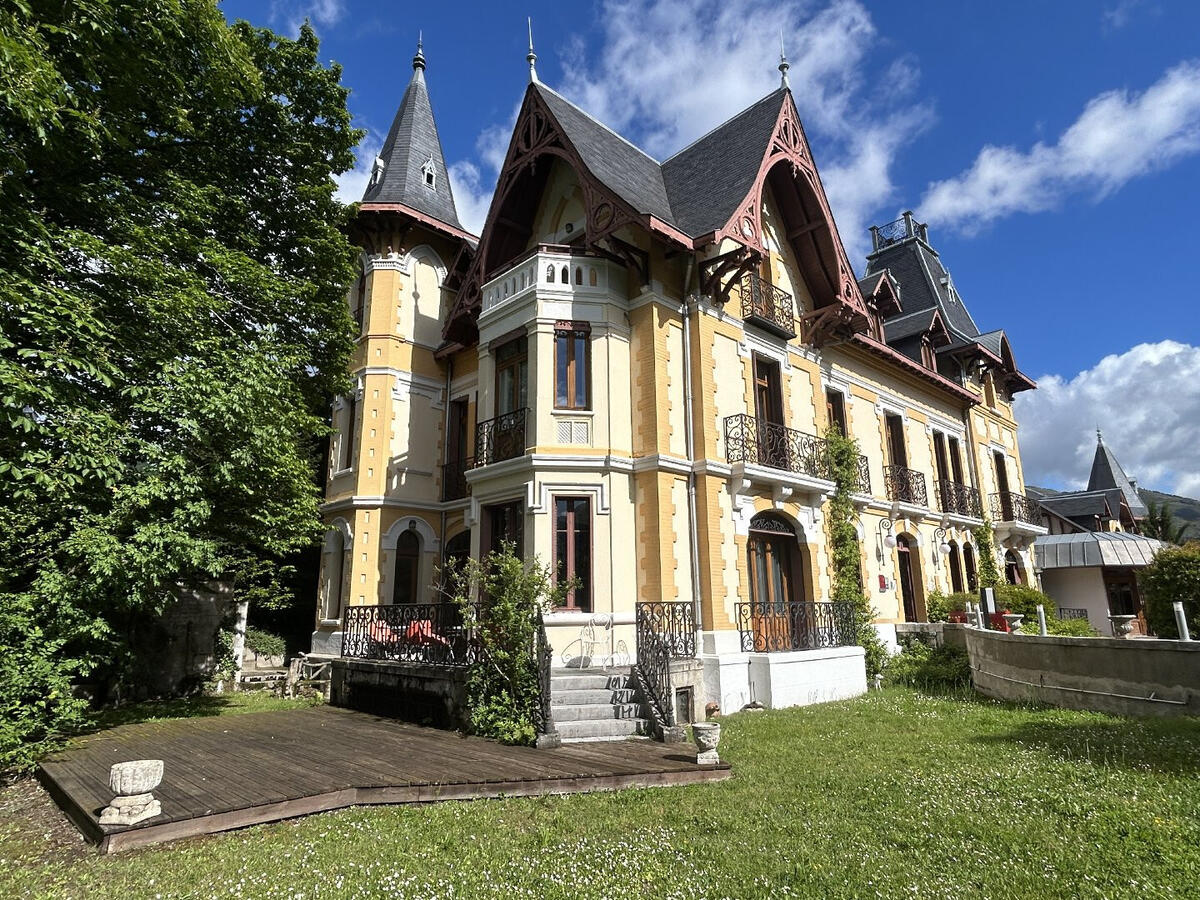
left=550, top=668, right=651, bottom=742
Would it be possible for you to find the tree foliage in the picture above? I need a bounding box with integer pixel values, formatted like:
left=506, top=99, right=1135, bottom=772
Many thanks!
left=1138, top=542, right=1200, bottom=639
left=1141, top=499, right=1191, bottom=545
left=825, top=428, right=887, bottom=679
left=0, top=1, right=360, bottom=770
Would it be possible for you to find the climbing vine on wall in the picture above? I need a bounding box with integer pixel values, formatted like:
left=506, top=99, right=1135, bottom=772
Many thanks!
left=972, top=519, right=1002, bottom=588
left=825, top=428, right=887, bottom=679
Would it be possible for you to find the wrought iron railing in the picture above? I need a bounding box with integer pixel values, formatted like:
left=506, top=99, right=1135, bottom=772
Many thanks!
left=341, top=603, right=477, bottom=666
left=735, top=600, right=857, bottom=652
left=633, top=602, right=696, bottom=732
left=532, top=609, right=553, bottom=736
left=441, top=457, right=473, bottom=501
left=884, top=464, right=928, bottom=507
left=474, top=408, right=528, bottom=467
left=1058, top=607, right=1089, bottom=621
left=935, top=480, right=982, bottom=518
left=990, top=491, right=1041, bottom=525
left=871, top=216, right=909, bottom=250
left=724, top=414, right=832, bottom=480
left=852, top=453, right=871, bottom=495
left=740, top=272, right=796, bottom=337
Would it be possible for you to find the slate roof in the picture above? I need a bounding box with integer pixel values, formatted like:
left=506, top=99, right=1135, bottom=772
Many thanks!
left=1037, top=491, right=1114, bottom=520
left=883, top=309, right=940, bottom=343
left=1088, top=434, right=1148, bottom=518
left=361, top=49, right=463, bottom=232
left=865, top=238, right=981, bottom=341
left=661, top=89, right=788, bottom=237
left=1034, top=531, right=1165, bottom=570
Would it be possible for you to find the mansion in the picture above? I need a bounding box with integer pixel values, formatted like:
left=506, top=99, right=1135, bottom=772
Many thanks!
left=311, top=42, right=1045, bottom=731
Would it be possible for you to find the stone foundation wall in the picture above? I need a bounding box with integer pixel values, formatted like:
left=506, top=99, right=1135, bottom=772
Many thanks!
left=330, top=658, right=469, bottom=729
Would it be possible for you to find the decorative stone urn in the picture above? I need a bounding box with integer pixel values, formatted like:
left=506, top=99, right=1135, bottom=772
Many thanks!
left=1108, top=614, right=1137, bottom=638
left=1002, top=613, right=1024, bottom=634
left=99, top=760, right=163, bottom=826
left=691, top=722, right=722, bottom=766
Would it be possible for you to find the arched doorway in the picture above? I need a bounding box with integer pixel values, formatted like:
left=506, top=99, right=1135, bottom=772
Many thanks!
left=1004, top=549, right=1024, bottom=585
left=947, top=540, right=964, bottom=593
left=744, top=513, right=810, bottom=650
left=962, top=543, right=978, bottom=592
left=392, top=530, right=421, bottom=605
left=896, top=533, right=925, bottom=622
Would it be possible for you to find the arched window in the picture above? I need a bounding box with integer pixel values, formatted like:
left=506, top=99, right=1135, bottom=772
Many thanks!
left=322, top=528, right=345, bottom=621
left=392, top=530, right=421, bottom=605
left=546, top=265, right=555, bottom=283
left=588, top=268, right=598, bottom=286
left=1004, top=550, right=1023, bottom=585
left=574, top=267, right=583, bottom=285
left=947, top=540, right=964, bottom=593
left=962, top=543, right=978, bottom=592
left=561, top=265, right=569, bottom=283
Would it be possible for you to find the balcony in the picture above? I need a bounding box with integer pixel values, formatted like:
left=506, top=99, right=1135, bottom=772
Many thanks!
left=740, top=273, right=796, bottom=339
left=990, top=491, right=1042, bottom=526
left=441, top=457, right=473, bottom=501
left=474, top=408, right=528, bottom=467
left=724, top=414, right=831, bottom=480
left=884, top=464, right=928, bottom=507
left=480, top=246, right=620, bottom=318
left=935, top=480, right=982, bottom=519
left=735, top=600, right=857, bottom=652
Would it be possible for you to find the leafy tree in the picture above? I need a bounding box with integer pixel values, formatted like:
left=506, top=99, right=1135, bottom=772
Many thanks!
left=0, top=1, right=360, bottom=770
left=1141, top=499, right=1190, bottom=545
left=1138, top=542, right=1200, bottom=639
left=825, top=428, right=887, bottom=679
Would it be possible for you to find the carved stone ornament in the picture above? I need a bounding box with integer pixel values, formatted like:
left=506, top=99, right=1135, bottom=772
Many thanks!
left=99, top=760, right=163, bottom=826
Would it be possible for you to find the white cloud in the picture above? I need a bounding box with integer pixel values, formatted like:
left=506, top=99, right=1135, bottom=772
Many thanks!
left=269, top=0, right=345, bottom=37
left=919, top=60, right=1200, bottom=233
left=334, top=135, right=380, bottom=205
left=447, top=161, right=493, bottom=237
left=1102, top=0, right=1147, bottom=31
left=1014, top=341, right=1200, bottom=498
left=448, top=0, right=931, bottom=264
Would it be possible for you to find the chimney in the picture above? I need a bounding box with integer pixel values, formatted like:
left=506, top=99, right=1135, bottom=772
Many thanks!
left=902, top=210, right=915, bottom=238
left=917, top=222, right=929, bottom=243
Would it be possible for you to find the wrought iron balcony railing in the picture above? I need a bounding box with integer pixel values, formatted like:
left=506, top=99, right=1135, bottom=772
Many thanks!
left=990, top=490, right=1042, bottom=525
left=740, top=273, right=796, bottom=338
left=935, top=480, right=982, bottom=519
left=735, top=600, right=857, bottom=653
left=724, top=414, right=832, bottom=481
left=341, top=603, right=478, bottom=666
left=474, top=408, right=528, bottom=467
left=851, top=453, right=871, bottom=495
left=1058, top=607, right=1089, bottom=621
left=441, top=457, right=473, bottom=501
left=884, top=464, right=928, bottom=507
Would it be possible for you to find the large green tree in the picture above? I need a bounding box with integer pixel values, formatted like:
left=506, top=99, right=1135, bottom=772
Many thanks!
left=0, top=1, right=360, bottom=768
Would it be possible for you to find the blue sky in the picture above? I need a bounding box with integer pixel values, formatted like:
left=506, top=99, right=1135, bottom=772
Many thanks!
left=225, top=0, right=1200, bottom=497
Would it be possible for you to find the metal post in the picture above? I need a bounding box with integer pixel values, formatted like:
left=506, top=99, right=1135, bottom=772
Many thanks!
left=1173, top=601, right=1191, bottom=641
left=1036, top=604, right=1048, bottom=636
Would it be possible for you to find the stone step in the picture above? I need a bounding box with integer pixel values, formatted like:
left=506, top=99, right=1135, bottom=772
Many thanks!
left=555, top=717, right=651, bottom=742
left=551, top=687, right=636, bottom=706
left=551, top=702, right=643, bottom=722
left=550, top=673, right=631, bottom=691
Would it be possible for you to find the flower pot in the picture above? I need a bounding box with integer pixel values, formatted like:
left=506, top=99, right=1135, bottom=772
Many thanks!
left=1108, top=614, right=1136, bottom=638
left=691, top=721, right=721, bottom=765
left=1001, top=613, right=1024, bottom=634
left=108, top=759, right=163, bottom=796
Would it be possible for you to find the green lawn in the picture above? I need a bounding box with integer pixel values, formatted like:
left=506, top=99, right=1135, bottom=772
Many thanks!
left=3, top=688, right=1198, bottom=899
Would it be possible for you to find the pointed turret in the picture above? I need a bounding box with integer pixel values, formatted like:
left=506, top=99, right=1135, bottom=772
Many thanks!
left=1087, top=430, right=1147, bottom=519
left=361, top=38, right=463, bottom=232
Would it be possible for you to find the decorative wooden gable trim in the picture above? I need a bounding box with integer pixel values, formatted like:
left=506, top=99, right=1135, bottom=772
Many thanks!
left=710, top=93, right=872, bottom=345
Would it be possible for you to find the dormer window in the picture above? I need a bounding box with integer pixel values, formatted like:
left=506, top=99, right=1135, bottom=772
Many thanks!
left=421, top=155, right=436, bottom=189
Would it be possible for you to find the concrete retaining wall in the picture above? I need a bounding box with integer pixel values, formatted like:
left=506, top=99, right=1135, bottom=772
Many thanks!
left=964, top=627, right=1200, bottom=717
left=330, top=659, right=469, bottom=729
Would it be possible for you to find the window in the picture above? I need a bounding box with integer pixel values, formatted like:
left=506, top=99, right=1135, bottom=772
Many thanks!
left=392, top=531, right=420, bottom=605
left=352, top=271, right=366, bottom=330
left=885, top=413, right=907, bottom=468
left=554, top=497, right=591, bottom=610
left=963, top=543, right=978, bottom=592
left=947, top=541, right=964, bottom=593
left=825, top=389, right=847, bottom=434
left=421, top=155, right=436, bottom=189
left=494, top=336, right=528, bottom=415
left=341, top=394, right=357, bottom=470
left=554, top=323, right=590, bottom=409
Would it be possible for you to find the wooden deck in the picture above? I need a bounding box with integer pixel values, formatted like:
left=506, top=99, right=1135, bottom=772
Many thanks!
left=37, top=706, right=730, bottom=854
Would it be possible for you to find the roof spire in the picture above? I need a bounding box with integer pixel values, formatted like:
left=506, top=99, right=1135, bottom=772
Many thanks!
left=413, top=32, right=425, bottom=71
left=1097, top=426, right=1103, bottom=444
left=527, top=17, right=539, bottom=83
left=778, top=30, right=790, bottom=89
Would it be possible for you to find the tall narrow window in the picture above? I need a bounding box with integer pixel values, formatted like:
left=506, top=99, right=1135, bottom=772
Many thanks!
left=963, top=543, right=978, bottom=592
left=341, top=395, right=357, bottom=470
left=554, top=323, right=590, bottom=409
left=885, top=413, right=907, bottom=468
left=392, top=531, right=421, bottom=605
left=947, top=436, right=965, bottom=485
left=352, top=272, right=366, bottom=330
left=825, top=389, right=847, bottom=434
left=554, top=497, right=591, bottom=611
left=948, top=541, right=964, bottom=593
left=494, top=336, right=528, bottom=415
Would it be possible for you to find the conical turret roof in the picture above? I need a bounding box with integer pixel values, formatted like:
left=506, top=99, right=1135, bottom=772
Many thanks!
left=361, top=40, right=462, bottom=232
left=1087, top=431, right=1147, bottom=518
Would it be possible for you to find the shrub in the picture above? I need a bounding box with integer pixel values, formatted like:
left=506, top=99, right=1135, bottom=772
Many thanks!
left=244, top=627, right=286, bottom=658
left=884, top=641, right=971, bottom=691
left=1138, top=542, right=1200, bottom=639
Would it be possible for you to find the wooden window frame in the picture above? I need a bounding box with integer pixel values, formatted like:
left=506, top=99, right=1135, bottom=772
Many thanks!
left=825, top=388, right=847, bottom=435
left=493, top=335, right=528, bottom=415
left=554, top=321, right=591, bottom=411
left=553, top=496, right=592, bottom=611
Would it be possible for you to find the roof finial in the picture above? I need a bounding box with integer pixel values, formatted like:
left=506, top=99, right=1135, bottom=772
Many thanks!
left=778, top=30, right=790, bottom=89
left=1097, top=426, right=1104, bottom=444
left=527, top=17, right=539, bottom=84
left=412, top=32, right=425, bottom=71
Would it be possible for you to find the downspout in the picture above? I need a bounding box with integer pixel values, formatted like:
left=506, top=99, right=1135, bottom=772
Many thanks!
left=680, top=255, right=704, bottom=640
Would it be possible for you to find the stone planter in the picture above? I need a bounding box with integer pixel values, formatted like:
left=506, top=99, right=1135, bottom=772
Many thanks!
left=100, top=760, right=163, bottom=826
left=691, top=721, right=721, bottom=766
left=1002, top=613, right=1024, bottom=634
left=1108, top=614, right=1137, bottom=638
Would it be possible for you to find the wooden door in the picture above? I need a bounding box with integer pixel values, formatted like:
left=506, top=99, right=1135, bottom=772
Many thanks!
left=897, top=535, right=917, bottom=621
